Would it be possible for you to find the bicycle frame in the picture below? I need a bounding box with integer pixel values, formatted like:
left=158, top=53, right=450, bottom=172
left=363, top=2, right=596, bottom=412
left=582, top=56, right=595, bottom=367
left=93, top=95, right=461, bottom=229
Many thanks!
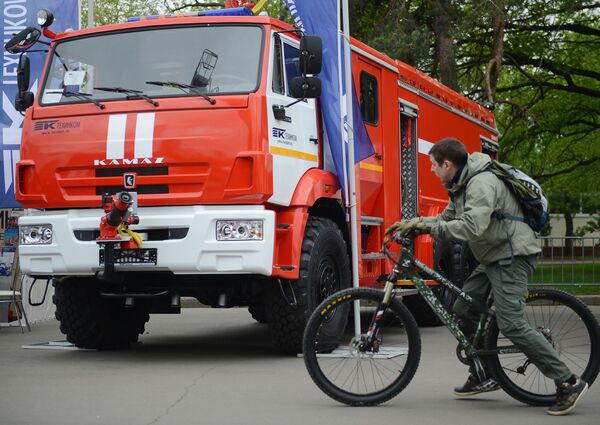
left=371, top=240, right=496, bottom=380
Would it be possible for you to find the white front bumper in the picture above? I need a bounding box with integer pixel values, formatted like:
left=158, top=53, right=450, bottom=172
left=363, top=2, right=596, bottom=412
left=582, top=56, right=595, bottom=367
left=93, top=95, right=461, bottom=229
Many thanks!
left=19, top=205, right=275, bottom=276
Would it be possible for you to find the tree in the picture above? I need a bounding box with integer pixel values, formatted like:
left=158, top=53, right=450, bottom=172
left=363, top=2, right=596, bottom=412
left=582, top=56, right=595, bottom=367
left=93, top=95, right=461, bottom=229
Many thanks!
left=349, top=0, right=599, bottom=240
left=82, top=0, right=166, bottom=27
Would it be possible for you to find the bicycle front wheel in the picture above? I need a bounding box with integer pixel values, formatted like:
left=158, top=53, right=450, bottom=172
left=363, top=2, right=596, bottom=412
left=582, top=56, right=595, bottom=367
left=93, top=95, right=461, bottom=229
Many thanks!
left=302, top=288, right=421, bottom=406
left=485, top=288, right=600, bottom=406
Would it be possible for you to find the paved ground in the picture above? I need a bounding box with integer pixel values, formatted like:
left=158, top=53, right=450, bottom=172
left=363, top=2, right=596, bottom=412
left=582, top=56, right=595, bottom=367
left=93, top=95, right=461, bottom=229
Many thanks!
left=1, top=307, right=598, bottom=425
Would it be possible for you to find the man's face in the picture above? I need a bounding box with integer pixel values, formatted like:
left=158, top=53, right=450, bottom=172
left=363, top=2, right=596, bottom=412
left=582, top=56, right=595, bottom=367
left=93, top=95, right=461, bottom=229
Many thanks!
left=430, top=155, right=456, bottom=184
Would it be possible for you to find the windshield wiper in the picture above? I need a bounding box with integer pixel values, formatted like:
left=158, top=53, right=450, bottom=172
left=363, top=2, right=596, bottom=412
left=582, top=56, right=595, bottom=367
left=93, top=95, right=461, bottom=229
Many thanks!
left=63, top=91, right=105, bottom=109
left=94, top=86, right=158, bottom=107
left=145, top=81, right=216, bottom=105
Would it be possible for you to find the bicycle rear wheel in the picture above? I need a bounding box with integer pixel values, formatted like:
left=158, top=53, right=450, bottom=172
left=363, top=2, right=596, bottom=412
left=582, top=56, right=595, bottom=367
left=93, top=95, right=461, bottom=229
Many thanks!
left=485, top=288, right=600, bottom=406
left=302, top=288, right=421, bottom=406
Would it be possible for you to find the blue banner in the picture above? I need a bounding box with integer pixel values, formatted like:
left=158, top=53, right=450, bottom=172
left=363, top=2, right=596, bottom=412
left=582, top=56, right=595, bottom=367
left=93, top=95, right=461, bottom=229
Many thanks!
left=1, top=0, right=79, bottom=207
left=284, top=0, right=374, bottom=200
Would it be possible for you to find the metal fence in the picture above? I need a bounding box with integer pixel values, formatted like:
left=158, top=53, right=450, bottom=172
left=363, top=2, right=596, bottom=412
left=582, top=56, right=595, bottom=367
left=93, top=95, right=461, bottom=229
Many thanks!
left=531, top=237, right=599, bottom=287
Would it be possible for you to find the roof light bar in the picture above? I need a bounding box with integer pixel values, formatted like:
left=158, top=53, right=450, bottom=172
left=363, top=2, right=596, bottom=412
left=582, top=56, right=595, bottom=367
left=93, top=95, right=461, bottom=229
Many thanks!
left=127, top=7, right=253, bottom=22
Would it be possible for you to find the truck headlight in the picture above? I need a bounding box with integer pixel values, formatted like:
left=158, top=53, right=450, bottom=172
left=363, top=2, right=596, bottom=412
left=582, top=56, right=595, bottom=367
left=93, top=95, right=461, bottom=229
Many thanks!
left=216, top=220, right=263, bottom=241
left=20, top=224, right=53, bottom=245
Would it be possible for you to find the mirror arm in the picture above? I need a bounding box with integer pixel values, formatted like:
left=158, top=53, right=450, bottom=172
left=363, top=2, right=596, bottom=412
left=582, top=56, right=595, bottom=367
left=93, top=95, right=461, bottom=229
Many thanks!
left=284, top=98, right=304, bottom=108
left=42, top=28, right=57, bottom=40
left=273, top=29, right=305, bottom=37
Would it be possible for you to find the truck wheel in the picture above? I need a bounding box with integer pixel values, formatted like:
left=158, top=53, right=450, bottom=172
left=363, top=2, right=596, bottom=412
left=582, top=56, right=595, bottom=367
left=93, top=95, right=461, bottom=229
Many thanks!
left=53, top=277, right=149, bottom=349
left=248, top=302, right=267, bottom=324
left=267, top=216, right=351, bottom=354
left=404, top=240, right=470, bottom=327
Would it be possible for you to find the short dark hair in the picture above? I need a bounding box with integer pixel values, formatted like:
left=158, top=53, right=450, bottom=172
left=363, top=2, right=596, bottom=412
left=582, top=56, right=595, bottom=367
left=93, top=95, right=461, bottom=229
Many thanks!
left=429, top=138, right=468, bottom=167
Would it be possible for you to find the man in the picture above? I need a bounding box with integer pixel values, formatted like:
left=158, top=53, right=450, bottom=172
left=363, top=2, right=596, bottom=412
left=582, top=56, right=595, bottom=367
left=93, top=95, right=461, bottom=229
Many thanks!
left=387, top=138, right=587, bottom=416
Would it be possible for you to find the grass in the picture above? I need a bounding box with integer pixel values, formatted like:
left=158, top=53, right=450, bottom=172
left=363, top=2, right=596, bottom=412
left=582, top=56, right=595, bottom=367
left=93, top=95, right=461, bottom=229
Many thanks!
left=530, top=262, right=600, bottom=295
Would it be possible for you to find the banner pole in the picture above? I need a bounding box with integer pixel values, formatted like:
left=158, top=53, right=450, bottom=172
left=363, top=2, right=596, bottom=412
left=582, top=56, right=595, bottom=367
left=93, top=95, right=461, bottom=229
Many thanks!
left=88, top=0, right=94, bottom=28
left=341, top=0, right=361, bottom=336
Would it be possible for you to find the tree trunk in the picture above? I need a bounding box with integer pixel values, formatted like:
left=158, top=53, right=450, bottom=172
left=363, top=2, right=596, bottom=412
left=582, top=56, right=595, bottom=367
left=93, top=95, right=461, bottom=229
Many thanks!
left=430, top=0, right=459, bottom=91
left=564, top=211, right=574, bottom=253
left=484, top=0, right=505, bottom=104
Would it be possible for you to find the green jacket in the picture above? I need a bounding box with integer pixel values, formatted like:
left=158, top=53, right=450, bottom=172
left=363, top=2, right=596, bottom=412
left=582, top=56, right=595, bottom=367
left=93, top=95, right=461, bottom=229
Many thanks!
left=423, top=152, right=541, bottom=265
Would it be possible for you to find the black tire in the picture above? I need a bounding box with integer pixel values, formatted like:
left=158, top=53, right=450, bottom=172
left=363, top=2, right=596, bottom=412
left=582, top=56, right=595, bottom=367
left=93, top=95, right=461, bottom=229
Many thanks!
left=53, top=277, right=149, bottom=349
left=484, top=289, right=600, bottom=406
left=267, top=216, right=351, bottom=354
left=303, top=288, right=421, bottom=406
left=248, top=302, right=267, bottom=324
left=404, top=240, right=466, bottom=326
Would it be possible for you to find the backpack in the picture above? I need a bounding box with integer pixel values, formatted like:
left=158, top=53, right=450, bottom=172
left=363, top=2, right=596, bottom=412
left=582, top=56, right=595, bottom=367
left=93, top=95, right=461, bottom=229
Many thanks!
left=487, top=160, right=550, bottom=232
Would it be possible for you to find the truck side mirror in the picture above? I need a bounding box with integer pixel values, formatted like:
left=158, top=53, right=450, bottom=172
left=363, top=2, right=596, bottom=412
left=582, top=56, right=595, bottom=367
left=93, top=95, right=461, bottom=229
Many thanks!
left=5, top=27, right=41, bottom=53
left=15, top=54, right=34, bottom=111
left=290, top=76, right=321, bottom=99
left=15, top=91, right=34, bottom=112
left=299, top=35, right=322, bottom=75
left=17, top=54, right=30, bottom=92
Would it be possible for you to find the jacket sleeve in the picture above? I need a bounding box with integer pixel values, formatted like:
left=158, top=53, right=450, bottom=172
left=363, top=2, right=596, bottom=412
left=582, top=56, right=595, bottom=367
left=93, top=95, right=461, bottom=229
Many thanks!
left=430, top=175, right=497, bottom=241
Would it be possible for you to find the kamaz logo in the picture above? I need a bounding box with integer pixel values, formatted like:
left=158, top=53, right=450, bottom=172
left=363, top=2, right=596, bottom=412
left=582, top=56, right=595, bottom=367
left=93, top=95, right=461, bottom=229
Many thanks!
left=34, top=120, right=59, bottom=131
left=124, top=172, right=137, bottom=189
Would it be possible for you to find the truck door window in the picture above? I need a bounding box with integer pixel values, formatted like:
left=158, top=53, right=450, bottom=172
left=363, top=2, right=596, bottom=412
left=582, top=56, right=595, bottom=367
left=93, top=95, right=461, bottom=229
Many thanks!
left=271, top=38, right=301, bottom=98
left=282, top=43, right=301, bottom=97
left=272, top=36, right=285, bottom=95
left=360, top=71, right=379, bottom=125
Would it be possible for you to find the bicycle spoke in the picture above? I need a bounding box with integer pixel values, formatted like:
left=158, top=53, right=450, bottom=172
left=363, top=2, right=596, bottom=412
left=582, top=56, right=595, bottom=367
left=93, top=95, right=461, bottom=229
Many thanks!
left=491, top=290, right=598, bottom=403
left=303, top=288, right=421, bottom=405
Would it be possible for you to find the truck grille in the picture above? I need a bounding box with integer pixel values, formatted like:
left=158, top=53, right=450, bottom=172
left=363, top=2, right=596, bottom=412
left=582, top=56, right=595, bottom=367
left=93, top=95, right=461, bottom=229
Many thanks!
left=55, top=163, right=209, bottom=200
left=74, top=227, right=189, bottom=241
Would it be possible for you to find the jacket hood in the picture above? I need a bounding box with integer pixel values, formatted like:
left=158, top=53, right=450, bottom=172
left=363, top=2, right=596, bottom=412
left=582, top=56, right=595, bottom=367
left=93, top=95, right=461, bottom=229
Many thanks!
left=448, top=152, right=492, bottom=193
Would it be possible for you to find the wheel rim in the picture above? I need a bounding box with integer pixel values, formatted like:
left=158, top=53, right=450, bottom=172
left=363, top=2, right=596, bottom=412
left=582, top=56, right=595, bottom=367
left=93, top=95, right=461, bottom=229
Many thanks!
left=307, top=293, right=416, bottom=401
left=318, top=256, right=339, bottom=302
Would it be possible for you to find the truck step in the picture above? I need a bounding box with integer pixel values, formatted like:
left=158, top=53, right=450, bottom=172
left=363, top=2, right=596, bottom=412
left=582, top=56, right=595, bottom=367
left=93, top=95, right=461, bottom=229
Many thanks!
left=361, top=252, right=386, bottom=260
left=361, top=216, right=384, bottom=226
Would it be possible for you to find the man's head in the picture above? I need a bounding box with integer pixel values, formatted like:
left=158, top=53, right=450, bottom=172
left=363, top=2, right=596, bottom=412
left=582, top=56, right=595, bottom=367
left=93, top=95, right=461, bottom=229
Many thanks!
left=429, top=138, right=468, bottom=184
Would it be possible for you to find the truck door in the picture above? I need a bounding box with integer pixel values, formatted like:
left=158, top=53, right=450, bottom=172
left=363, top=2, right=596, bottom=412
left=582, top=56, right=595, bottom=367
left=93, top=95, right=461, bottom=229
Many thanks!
left=266, top=33, right=319, bottom=206
left=399, top=100, right=419, bottom=220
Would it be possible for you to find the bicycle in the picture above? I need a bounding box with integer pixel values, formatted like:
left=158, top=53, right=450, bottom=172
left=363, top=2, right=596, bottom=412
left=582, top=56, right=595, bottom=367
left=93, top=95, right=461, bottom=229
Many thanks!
left=302, top=229, right=600, bottom=406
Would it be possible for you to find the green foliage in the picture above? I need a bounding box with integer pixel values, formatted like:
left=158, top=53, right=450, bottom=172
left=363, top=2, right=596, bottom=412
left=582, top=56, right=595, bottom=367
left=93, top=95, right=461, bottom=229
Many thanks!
left=82, top=0, right=165, bottom=26
left=576, top=215, right=600, bottom=236
left=350, top=0, right=599, bottom=220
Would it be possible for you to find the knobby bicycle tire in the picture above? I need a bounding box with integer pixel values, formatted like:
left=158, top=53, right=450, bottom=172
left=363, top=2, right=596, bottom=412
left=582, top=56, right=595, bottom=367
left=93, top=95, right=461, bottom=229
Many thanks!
left=484, top=288, right=600, bottom=406
left=302, top=288, right=422, bottom=406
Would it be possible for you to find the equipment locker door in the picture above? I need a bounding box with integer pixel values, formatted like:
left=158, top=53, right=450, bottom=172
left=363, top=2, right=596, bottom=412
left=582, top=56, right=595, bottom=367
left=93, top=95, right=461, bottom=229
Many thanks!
left=399, top=100, right=419, bottom=220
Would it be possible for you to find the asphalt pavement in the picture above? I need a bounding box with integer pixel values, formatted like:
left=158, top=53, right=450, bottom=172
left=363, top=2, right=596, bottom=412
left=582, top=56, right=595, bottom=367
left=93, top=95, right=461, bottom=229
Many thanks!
left=1, top=307, right=598, bottom=425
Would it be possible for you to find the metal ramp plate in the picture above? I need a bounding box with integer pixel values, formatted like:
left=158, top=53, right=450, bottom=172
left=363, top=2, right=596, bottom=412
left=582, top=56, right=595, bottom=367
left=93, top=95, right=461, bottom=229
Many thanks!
left=22, top=340, right=86, bottom=350
left=316, top=346, right=408, bottom=359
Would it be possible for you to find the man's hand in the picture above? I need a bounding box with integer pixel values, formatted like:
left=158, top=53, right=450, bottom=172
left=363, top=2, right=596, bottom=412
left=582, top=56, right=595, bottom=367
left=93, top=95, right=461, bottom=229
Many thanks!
left=385, top=218, right=430, bottom=237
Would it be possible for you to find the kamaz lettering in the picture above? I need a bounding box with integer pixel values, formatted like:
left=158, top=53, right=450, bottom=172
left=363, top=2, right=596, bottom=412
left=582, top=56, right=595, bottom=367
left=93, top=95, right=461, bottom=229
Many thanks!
left=94, top=157, right=165, bottom=166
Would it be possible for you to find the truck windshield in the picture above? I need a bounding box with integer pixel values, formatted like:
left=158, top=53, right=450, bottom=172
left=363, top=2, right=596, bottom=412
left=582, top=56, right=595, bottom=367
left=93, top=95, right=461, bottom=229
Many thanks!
left=40, top=25, right=263, bottom=105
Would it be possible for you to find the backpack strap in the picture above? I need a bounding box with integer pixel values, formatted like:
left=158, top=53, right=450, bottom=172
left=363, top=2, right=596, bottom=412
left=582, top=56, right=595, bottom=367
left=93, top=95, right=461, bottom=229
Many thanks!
left=491, top=211, right=527, bottom=224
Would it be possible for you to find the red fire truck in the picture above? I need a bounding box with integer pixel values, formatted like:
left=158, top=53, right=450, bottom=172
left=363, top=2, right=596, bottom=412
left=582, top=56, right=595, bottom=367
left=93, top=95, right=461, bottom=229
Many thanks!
left=7, top=7, right=497, bottom=353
